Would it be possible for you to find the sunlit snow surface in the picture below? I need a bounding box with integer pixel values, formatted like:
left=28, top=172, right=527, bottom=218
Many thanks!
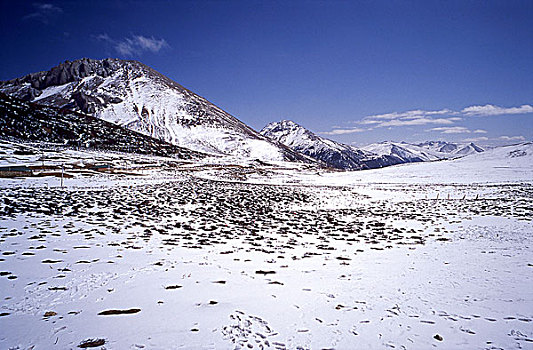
left=0, top=143, right=532, bottom=349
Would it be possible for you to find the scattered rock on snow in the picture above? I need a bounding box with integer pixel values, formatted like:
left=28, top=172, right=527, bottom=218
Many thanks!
left=434, top=334, right=443, bottom=341
left=78, top=338, right=106, bottom=348
left=98, top=308, right=141, bottom=316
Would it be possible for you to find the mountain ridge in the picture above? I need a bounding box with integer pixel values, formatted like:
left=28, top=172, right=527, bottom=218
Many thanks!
left=0, top=58, right=313, bottom=163
left=261, top=120, right=485, bottom=170
left=261, top=120, right=404, bottom=170
left=362, top=140, right=484, bottom=161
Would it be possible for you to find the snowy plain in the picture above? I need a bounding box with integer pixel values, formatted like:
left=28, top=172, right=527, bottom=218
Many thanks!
left=0, top=143, right=532, bottom=349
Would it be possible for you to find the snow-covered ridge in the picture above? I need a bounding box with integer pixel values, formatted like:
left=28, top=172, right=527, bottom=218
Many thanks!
left=261, top=120, right=486, bottom=170
left=0, top=58, right=309, bottom=163
left=261, top=120, right=424, bottom=170
left=362, top=141, right=484, bottom=162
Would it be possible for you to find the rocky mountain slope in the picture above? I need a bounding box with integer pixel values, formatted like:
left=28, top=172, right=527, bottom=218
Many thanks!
left=260, top=120, right=403, bottom=170
left=0, top=92, right=202, bottom=159
left=0, top=58, right=310, bottom=162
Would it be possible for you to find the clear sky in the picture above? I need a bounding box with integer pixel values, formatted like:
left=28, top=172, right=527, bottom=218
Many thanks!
left=1, top=0, right=532, bottom=147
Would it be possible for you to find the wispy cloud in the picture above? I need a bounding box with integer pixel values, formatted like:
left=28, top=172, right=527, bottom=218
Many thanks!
left=429, top=126, right=471, bottom=134
left=322, top=103, right=531, bottom=137
left=357, top=108, right=460, bottom=129
left=462, top=104, right=533, bottom=117
left=116, top=36, right=169, bottom=56
left=135, top=36, right=168, bottom=53
left=463, top=135, right=526, bottom=143
left=23, top=3, right=63, bottom=24
left=320, top=127, right=366, bottom=135
left=96, top=34, right=169, bottom=56
left=498, top=135, right=526, bottom=141
left=462, top=136, right=489, bottom=142
left=359, top=103, right=532, bottom=129
left=378, top=118, right=455, bottom=127
left=365, top=109, right=455, bottom=121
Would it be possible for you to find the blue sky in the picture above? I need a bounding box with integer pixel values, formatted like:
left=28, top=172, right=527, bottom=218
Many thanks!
left=1, top=0, right=532, bottom=146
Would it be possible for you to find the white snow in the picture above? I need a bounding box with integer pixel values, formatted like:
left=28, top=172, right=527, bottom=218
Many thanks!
left=32, top=83, right=73, bottom=102
left=239, top=142, right=533, bottom=187
left=0, top=141, right=532, bottom=349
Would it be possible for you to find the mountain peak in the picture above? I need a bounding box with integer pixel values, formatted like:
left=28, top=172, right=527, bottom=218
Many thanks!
left=261, top=120, right=321, bottom=147
left=262, top=120, right=306, bottom=133
left=0, top=58, right=311, bottom=162
left=261, top=120, right=406, bottom=170
left=4, top=58, right=132, bottom=89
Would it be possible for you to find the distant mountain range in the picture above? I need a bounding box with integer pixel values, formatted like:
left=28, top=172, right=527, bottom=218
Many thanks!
left=0, top=58, right=487, bottom=170
left=361, top=140, right=484, bottom=162
left=0, top=58, right=310, bottom=163
left=261, top=120, right=484, bottom=170
left=260, top=120, right=404, bottom=170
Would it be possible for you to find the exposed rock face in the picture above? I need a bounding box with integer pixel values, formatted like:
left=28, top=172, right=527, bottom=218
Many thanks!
left=1, top=58, right=118, bottom=100
left=0, top=58, right=312, bottom=162
left=0, top=92, right=203, bottom=159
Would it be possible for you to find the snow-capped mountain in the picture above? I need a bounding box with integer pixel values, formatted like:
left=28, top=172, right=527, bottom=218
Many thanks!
left=261, top=121, right=486, bottom=170
left=0, top=92, right=202, bottom=159
left=362, top=141, right=484, bottom=162
left=260, top=120, right=402, bottom=170
left=0, top=58, right=309, bottom=162
left=361, top=142, right=439, bottom=162
left=416, top=141, right=484, bottom=157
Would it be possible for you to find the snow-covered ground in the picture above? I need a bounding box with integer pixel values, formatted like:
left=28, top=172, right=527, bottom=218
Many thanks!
left=0, top=143, right=532, bottom=349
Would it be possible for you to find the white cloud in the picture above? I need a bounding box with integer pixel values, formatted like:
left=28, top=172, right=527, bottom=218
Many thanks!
left=38, top=3, right=62, bottom=11
left=462, top=104, right=533, bottom=117
left=116, top=36, right=169, bottom=56
left=96, top=34, right=169, bottom=56
left=135, top=36, right=168, bottom=52
left=364, top=109, right=454, bottom=121
left=358, top=119, right=381, bottom=125
left=463, top=136, right=489, bottom=142
left=320, top=128, right=366, bottom=135
left=359, top=108, right=460, bottom=129
left=462, top=135, right=526, bottom=143
left=115, top=41, right=136, bottom=56
left=23, top=3, right=63, bottom=24
left=352, top=103, right=531, bottom=133
left=329, top=102, right=531, bottom=139
left=95, top=33, right=112, bottom=42
left=498, top=135, right=526, bottom=141
left=376, top=118, right=455, bottom=128
left=429, top=126, right=471, bottom=134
